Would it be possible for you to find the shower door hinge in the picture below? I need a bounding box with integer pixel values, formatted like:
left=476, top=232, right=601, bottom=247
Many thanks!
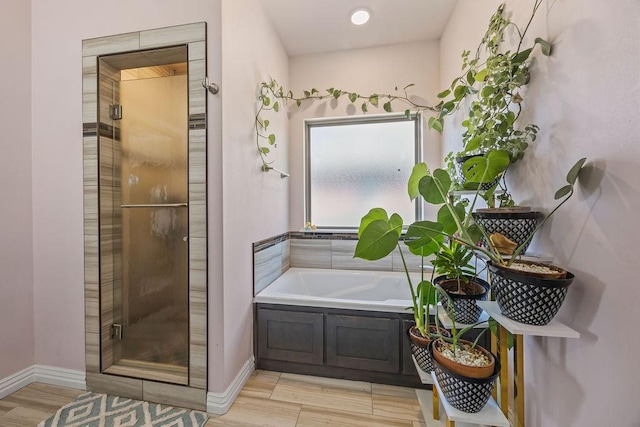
left=109, top=104, right=122, bottom=120
left=111, top=323, right=123, bottom=340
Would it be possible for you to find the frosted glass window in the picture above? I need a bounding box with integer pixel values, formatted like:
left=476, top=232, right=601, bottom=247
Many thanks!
left=307, top=116, right=420, bottom=228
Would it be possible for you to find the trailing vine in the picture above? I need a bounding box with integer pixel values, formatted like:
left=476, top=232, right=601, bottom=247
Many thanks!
left=255, top=80, right=437, bottom=171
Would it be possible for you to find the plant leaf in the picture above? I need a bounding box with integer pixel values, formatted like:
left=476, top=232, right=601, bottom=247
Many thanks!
left=263, top=119, right=269, bottom=129
left=259, top=147, right=270, bottom=154
left=428, top=116, right=443, bottom=132
left=349, top=92, right=358, bottom=103
left=355, top=219, right=401, bottom=260
left=437, top=203, right=465, bottom=235
left=358, top=208, right=389, bottom=237
left=361, top=103, right=368, bottom=113
left=408, top=163, right=428, bottom=200
left=475, top=69, right=488, bottom=82
left=535, top=37, right=552, bottom=56
left=405, top=109, right=411, bottom=119
left=513, top=48, right=533, bottom=65
left=418, top=169, right=451, bottom=205
left=273, top=101, right=279, bottom=112
left=404, top=221, right=444, bottom=254
left=296, top=99, right=301, bottom=107
left=268, top=134, right=276, bottom=145
left=554, top=185, right=572, bottom=200
left=566, top=157, right=587, bottom=185
left=369, top=94, right=379, bottom=106
left=383, top=102, right=392, bottom=112
left=437, top=89, right=451, bottom=99
left=462, top=150, right=510, bottom=183
left=417, top=280, right=437, bottom=306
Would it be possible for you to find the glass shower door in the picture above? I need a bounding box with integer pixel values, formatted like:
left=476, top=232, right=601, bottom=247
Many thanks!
left=99, top=50, right=189, bottom=385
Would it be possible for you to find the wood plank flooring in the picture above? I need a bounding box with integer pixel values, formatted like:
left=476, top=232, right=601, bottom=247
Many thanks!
left=0, top=371, right=428, bottom=426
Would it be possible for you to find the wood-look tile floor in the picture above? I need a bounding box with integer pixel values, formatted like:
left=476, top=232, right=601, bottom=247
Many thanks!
left=0, top=371, right=430, bottom=427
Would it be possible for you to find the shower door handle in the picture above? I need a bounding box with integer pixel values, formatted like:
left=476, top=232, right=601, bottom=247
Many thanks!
left=120, top=203, right=188, bottom=208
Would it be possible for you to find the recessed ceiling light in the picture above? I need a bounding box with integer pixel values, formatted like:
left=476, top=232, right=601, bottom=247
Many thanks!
left=350, top=8, right=370, bottom=26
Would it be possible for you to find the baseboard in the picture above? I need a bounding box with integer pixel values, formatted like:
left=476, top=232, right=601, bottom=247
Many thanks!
left=0, top=366, right=34, bottom=399
left=33, top=365, right=86, bottom=390
left=0, top=365, right=86, bottom=399
left=206, top=356, right=255, bottom=415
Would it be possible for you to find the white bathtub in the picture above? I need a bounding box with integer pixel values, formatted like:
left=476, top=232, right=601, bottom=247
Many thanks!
left=254, top=267, right=435, bottom=313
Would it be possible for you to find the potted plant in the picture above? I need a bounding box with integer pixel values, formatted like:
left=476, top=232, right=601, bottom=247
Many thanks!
left=430, top=1, right=551, bottom=195
left=355, top=211, right=450, bottom=373
left=428, top=286, right=500, bottom=414
left=431, top=240, right=490, bottom=324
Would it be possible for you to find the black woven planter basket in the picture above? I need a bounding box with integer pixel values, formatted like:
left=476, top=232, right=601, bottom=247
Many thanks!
left=434, top=276, right=490, bottom=324
left=472, top=210, right=541, bottom=253
left=488, top=261, right=575, bottom=325
left=408, top=327, right=451, bottom=373
left=455, top=155, right=501, bottom=191
left=429, top=342, right=501, bottom=413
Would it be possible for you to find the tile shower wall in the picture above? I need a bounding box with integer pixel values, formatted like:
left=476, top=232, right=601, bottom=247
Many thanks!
left=253, top=232, right=428, bottom=295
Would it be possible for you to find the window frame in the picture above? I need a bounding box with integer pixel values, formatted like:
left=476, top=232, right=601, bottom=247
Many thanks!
left=304, top=112, right=423, bottom=229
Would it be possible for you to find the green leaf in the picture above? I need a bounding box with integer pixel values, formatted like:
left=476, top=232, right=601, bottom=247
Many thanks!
left=466, top=224, right=484, bottom=246
left=554, top=185, right=572, bottom=200
left=437, top=203, right=465, bottom=235
left=311, top=88, right=318, bottom=94
left=566, top=157, right=587, bottom=184
left=403, top=83, right=416, bottom=90
left=355, top=219, right=401, bottom=260
left=327, top=87, right=334, bottom=94
left=303, top=90, right=310, bottom=97
left=462, top=150, right=510, bottom=183
left=349, top=92, right=358, bottom=103
left=513, top=48, right=533, bottom=65
left=358, top=208, right=389, bottom=237
left=404, top=221, right=444, bottom=254
left=383, top=102, right=392, bottom=112
left=389, top=213, right=403, bottom=233
left=418, top=169, right=451, bottom=204
left=404, top=109, right=411, bottom=119
left=428, top=117, right=443, bottom=132
left=262, top=97, right=271, bottom=106
left=454, top=85, right=467, bottom=100
left=417, top=280, right=437, bottom=306
left=333, top=89, right=341, bottom=99
left=369, top=94, right=379, bottom=107
left=296, top=99, right=301, bottom=107
left=441, top=101, right=455, bottom=114
left=361, top=103, right=368, bottom=113
left=466, top=70, right=475, bottom=85
left=437, top=89, right=451, bottom=99
left=273, top=101, right=279, bottom=112
left=465, top=136, right=482, bottom=153
left=263, top=119, right=270, bottom=129
left=475, top=69, right=488, bottom=82
left=408, top=163, right=428, bottom=200
left=267, top=134, right=276, bottom=145
left=535, top=37, right=552, bottom=56
left=481, top=86, right=495, bottom=97
left=259, top=147, right=270, bottom=154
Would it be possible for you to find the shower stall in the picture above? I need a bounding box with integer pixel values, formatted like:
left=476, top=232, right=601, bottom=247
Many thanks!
left=82, top=23, right=208, bottom=405
left=98, top=47, right=190, bottom=384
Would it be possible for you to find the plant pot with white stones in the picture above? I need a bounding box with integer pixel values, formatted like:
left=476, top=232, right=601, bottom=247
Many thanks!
left=429, top=338, right=500, bottom=413
left=488, top=260, right=575, bottom=325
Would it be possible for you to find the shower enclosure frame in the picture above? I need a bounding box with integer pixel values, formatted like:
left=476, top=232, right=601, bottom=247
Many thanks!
left=82, top=22, right=208, bottom=410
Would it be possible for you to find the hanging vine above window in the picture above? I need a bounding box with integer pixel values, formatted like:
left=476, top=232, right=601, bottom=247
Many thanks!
left=255, top=79, right=438, bottom=172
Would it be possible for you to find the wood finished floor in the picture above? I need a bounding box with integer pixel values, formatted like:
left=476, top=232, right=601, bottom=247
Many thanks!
left=0, top=371, right=429, bottom=427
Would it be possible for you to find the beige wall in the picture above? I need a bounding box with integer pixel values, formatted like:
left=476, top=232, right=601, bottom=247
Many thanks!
left=220, top=0, right=290, bottom=387
left=441, top=1, right=640, bottom=425
left=288, top=41, right=441, bottom=229
left=0, top=0, right=34, bottom=379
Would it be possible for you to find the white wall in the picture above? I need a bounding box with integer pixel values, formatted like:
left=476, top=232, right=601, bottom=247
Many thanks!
left=441, top=1, right=640, bottom=425
left=29, top=0, right=224, bottom=390
left=0, top=0, right=34, bottom=379
left=221, top=0, right=289, bottom=387
left=288, top=41, right=441, bottom=229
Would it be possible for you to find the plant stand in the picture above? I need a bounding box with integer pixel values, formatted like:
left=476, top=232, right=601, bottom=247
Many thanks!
left=412, top=357, right=508, bottom=427
left=477, top=301, right=580, bottom=427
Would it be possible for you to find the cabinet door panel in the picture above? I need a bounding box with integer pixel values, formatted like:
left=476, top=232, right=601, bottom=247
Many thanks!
left=326, top=314, right=399, bottom=373
left=258, top=309, right=324, bottom=365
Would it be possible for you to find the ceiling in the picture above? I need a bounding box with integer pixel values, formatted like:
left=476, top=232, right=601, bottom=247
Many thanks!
left=261, top=0, right=459, bottom=56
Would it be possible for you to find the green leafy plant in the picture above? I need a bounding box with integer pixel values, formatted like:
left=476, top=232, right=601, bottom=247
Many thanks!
left=255, top=79, right=437, bottom=171
left=431, top=240, right=476, bottom=294
left=429, top=1, right=551, bottom=206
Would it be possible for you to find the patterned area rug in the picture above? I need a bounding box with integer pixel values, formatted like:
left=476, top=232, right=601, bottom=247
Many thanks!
left=38, top=392, right=208, bottom=427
